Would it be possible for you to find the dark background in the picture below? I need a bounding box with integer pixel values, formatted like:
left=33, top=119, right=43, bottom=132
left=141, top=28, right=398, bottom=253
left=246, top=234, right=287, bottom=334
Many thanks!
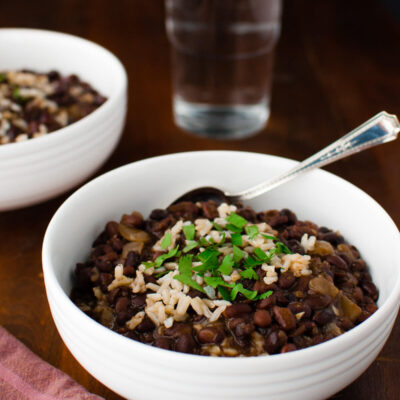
left=0, top=1, right=399, bottom=399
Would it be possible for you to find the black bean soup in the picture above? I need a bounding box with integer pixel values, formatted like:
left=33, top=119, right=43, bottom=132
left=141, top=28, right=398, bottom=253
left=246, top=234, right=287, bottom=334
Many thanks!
left=71, top=201, right=379, bottom=356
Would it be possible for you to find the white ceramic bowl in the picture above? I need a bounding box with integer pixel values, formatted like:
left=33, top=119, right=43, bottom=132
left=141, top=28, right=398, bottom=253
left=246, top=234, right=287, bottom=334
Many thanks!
left=42, top=151, right=400, bottom=400
left=0, top=28, right=127, bottom=211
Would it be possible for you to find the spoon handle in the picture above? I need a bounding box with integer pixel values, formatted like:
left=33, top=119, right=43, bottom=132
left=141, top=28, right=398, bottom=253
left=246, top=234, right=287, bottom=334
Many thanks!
left=233, top=111, right=400, bottom=201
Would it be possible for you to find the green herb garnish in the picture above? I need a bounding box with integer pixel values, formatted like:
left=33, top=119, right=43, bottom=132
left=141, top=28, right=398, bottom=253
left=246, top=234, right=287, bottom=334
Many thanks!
left=226, top=212, right=247, bottom=230
left=254, top=248, right=268, bottom=261
left=174, top=274, right=205, bottom=293
left=245, top=225, right=259, bottom=239
left=12, top=87, right=21, bottom=100
left=231, top=233, right=243, bottom=246
left=154, top=246, right=180, bottom=267
left=244, top=256, right=263, bottom=268
left=160, top=232, right=172, bottom=250
left=231, top=283, right=258, bottom=300
left=225, top=223, right=242, bottom=234
left=218, top=254, right=234, bottom=275
left=178, top=254, right=193, bottom=276
left=240, top=268, right=259, bottom=280
left=257, top=290, right=274, bottom=299
left=218, top=286, right=232, bottom=301
left=262, top=234, right=278, bottom=241
left=183, top=240, right=198, bottom=253
left=204, top=276, right=234, bottom=289
left=213, top=222, right=223, bottom=231
left=233, top=245, right=245, bottom=263
left=183, top=224, right=195, bottom=240
left=0, top=73, right=5, bottom=83
left=275, top=241, right=293, bottom=254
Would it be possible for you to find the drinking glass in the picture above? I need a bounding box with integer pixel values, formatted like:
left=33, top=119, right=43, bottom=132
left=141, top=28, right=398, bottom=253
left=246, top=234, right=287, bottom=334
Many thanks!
left=165, top=0, right=282, bottom=139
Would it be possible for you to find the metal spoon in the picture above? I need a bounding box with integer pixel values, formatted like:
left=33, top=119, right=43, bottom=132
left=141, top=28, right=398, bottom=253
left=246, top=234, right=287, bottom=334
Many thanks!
left=170, top=111, right=400, bottom=205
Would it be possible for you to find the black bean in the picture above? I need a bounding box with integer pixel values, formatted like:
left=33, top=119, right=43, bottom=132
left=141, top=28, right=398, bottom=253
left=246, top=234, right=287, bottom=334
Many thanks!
left=125, top=251, right=141, bottom=268
left=275, top=291, right=290, bottom=306
left=149, top=209, right=169, bottom=220
left=224, top=303, right=252, bottom=318
left=264, top=331, right=280, bottom=354
left=288, top=302, right=311, bottom=319
left=361, top=281, right=378, bottom=301
left=318, top=232, right=344, bottom=246
left=197, top=327, right=224, bottom=344
left=286, top=239, right=305, bottom=255
left=131, top=294, right=146, bottom=309
left=115, top=297, right=130, bottom=313
left=105, top=221, right=119, bottom=237
left=97, top=272, right=110, bottom=287
left=253, top=310, right=271, bottom=327
left=351, top=259, right=366, bottom=271
left=304, top=294, right=331, bottom=310
left=201, top=201, right=219, bottom=219
left=234, top=321, right=254, bottom=337
left=176, top=333, right=196, bottom=354
left=256, top=294, right=276, bottom=309
left=136, top=317, right=155, bottom=333
left=116, top=310, right=132, bottom=325
left=273, top=306, right=296, bottom=331
left=123, top=265, right=135, bottom=277
left=326, top=255, right=348, bottom=271
left=279, top=272, right=296, bottom=289
left=121, top=212, right=144, bottom=228
left=313, top=308, right=334, bottom=325
left=280, top=209, right=297, bottom=225
left=281, top=343, right=297, bottom=353
left=268, top=214, right=289, bottom=228
left=153, top=337, right=171, bottom=350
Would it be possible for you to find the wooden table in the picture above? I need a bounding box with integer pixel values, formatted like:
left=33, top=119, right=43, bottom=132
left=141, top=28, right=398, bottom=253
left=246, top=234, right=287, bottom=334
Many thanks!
left=0, top=1, right=399, bottom=399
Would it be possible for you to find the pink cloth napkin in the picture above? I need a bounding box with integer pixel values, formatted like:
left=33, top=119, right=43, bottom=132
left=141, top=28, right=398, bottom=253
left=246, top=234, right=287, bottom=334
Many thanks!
left=0, top=326, right=104, bottom=400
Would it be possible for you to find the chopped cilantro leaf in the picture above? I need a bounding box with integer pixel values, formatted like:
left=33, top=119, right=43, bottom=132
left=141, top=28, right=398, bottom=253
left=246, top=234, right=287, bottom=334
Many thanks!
left=213, top=222, right=223, bottom=231
left=183, top=224, right=195, bottom=240
left=218, top=254, right=234, bottom=275
left=174, top=274, right=205, bottom=293
left=225, top=223, right=242, bottom=234
left=254, top=248, right=268, bottom=261
left=245, top=225, right=259, bottom=239
left=204, top=276, right=234, bottom=289
left=230, top=283, right=258, bottom=300
left=244, top=256, right=263, bottom=268
left=226, top=212, right=247, bottom=229
left=199, top=237, right=211, bottom=247
left=178, top=254, right=193, bottom=276
left=233, top=245, right=245, bottom=263
left=230, top=283, right=241, bottom=300
left=143, top=261, right=155, bottom=269
left=240, top=268, right=259, bottom=280
left=0, top=73, right=5, bottom=83
left=257, top=290, right=274, bottom=300
left=13, top=87, right=21, bottom=99
left=262, top=234, right=278, bottom=241
left=155, top=270, right=169, bottom=278
left=231, top=233, right=243, bottom=246
left=218, top=286, right=231, bottom=301
left=160, top=232, right=172, bottom=250
left=183, top=240, right=198, bottom=253
left=198, top=247, right=219, bottom=263
left=276, top=241, right=293, bottom=254
left=154, top=246, right=179, bottom=267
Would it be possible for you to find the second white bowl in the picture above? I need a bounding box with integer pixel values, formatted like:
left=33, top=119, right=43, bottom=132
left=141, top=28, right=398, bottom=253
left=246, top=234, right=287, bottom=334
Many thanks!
left=0, top=28, right=127, bottom=211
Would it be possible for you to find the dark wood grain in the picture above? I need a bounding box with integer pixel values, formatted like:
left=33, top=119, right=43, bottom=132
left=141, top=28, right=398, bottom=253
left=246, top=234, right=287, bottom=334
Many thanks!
left=0, top=1, right=399, bottom=399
